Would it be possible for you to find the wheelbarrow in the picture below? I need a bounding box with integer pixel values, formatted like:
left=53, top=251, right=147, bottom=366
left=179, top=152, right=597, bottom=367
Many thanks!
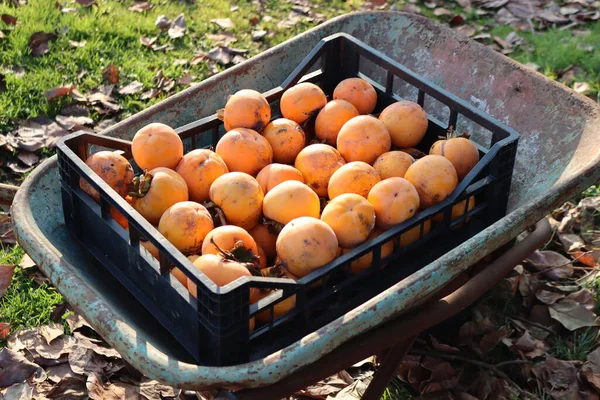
left=10, top=10, right=600, bottom=399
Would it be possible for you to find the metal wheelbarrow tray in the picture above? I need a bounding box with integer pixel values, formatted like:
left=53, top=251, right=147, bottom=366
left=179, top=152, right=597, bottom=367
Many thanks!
left=11, top=10, right=600, bottom=395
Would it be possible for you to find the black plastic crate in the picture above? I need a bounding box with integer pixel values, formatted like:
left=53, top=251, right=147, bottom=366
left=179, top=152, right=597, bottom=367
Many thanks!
left=56, top=33, right=520, bottom=366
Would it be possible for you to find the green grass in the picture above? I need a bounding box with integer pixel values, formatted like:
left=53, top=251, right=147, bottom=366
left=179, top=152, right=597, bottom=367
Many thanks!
left=549, top=327, right=599, bottom=361
left=0, top=245, right=64, bottom=338
left=381, top=379, right=413, bottom=400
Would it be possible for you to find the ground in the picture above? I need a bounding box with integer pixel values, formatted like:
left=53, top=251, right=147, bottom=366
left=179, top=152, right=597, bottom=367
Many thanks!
left=0, top=0, right=599, bottom=399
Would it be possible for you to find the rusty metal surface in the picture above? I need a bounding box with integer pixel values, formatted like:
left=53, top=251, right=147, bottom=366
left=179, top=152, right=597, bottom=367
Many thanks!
left=214, top=219, right=551, bottom=400
left=11, top=11, right=600, bottom=390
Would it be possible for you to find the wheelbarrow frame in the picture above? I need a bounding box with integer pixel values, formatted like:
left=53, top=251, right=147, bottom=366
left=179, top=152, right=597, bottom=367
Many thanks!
left=9, top=9, right=600, bottom=396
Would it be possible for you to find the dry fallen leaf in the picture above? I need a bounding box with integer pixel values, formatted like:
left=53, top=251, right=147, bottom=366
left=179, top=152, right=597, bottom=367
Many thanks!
left=525, top=250, right=573, bottom=280
left=178, top=73, right=193, bottom=85
left=69, top=40, right=86, bottom=48
left=4, top=381, right=33, bottom=400
left=574, top=82, right=591, bottom=94
left=46, top=376, right=87, bottom=399
left=168, top=14, right=187, bottom=39
left=45, top=84, right=76, bottom=101
left=0, top=322, right=10, bottom=339
left=533, top=357, right=580, bottom=399
left=55, top=115, right=93, bottom=131
left=583, top=347, right=600, bottom=391
left=129, top=1, right=153, bottom=12
left=0, top=214, right=16, bottom=244
left=102, top=65, right=119, bottom=84
left=433, top=7, right=453, bottom=16
left=155, top=15, right=171, bottom=30
left=76, top=0, right=96, bottom=6
left=139, top=378, right=179, bottom=400
left=0, top=348, right=44, bottom=387
left=206, top=32, right=238, bottom=46
left=454, top=25, right=476, bottom=37
left=29, top=31, right=58, bottom=56
left=251, top=29, right=267, bottom=41
left=8, top=116, right=69, bottom=151
left=46, top=362, right=84, bottom=384
left=478, top=329, right=506, bottom=353
left=564, top=288, right=595, bottom=311
left=140, top=36, right=157, bottom=48
left=211, top=18, right=235, bottom=29
left=534, top=289, right=565, bottom=305
left=40, top=323, right=65, bottom=345
left=512, top=330, right=548, bottom=358
left=0, top=263, right=15, bottom=299
left=549, top=299, right=599, bottom=330
left=1, top=13, right=18, bottom=25
left=277, top=11, right=304, bottom=28
left=117, top=81, right=143, bottom=95
left=429, top=334, right=460, bottom=353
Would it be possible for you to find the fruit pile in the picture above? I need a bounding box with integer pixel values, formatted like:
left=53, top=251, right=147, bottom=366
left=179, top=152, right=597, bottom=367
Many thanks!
left=79, top=77, right=480, bottom=330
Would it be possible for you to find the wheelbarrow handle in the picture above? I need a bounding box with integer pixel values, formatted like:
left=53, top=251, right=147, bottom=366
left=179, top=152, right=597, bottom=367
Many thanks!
left=216, top=218, right=552, bottom=400
left=0, top=183, right=19, bottom=206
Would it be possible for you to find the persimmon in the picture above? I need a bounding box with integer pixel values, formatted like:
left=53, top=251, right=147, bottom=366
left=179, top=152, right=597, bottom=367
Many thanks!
left=294, top=144, right=345, bottom=197
left=249, top=223, right=278, bottom=262
left=201, top=225, right=259, bottom=260
left=399, top=220, right=431, bottom=248
left=215, top=128, right=273, bottom=176
left=80, top=151, right=134, bottom=202
left=141, top=240, right=159, bottom=259
left=328, top=161, right=381, bottom=199
left=209, top=172, right=264, bottom=230
left=280, top=82, right=327, bottom=125
left=130, top=168, right=189, bottom=225
left=337, top=116, right=391, bottom=164
left=188, top=254, right=260, bottom=312
left=131, top=123, right=184, bottom=170
left=432, top=196, right=476, bottom=227
left=257, top=245, right=268, bottom=269
left=262, top=118, right=306, bottom=164
left=256, top=289, right=296, bottom=324
left=276, top=217, right=338, bottom=277
left=223, top=89, right=271, bottom=133
left=175, top=149, right=228, bottom=203
left=333, top=78, right=377, bottom=115
left=314, top=100, right=359, bottom=146
left=321, top=193, right=376, bottom=248
left=110, top=207, right=129, bottom=230
left=430, top=135, right=480, bottom=181
left=171, top=266, right=188, bottom=287
left=367, top=177, right=420, bottom=230
left=379, top=101, right=428, bottom=148
left=404, top=155, right=458, bottom=209
left=373, top=151, right=415, bottom=180
left=158, top=202, right=214, bottom=255
left=256, top=163, right=305, bottom=194
left=263, top=181, right=320, bottom=225
left=343, top=229, right=395, bottom=274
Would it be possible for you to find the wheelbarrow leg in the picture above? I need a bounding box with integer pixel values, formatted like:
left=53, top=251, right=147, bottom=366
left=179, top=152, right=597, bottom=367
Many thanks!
left=361, top=335, right=417, bottom=400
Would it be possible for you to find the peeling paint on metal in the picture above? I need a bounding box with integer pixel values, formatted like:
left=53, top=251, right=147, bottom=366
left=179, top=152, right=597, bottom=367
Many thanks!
left=11, top=10, right=600, bottom=391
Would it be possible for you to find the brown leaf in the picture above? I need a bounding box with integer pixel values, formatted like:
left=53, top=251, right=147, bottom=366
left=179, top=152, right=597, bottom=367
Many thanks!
left=102, top=64, right=119, bottom=84
left=574, top=82, right=591, bottom=94
left=479, top=330, right=506, bottom=353
left=69, top=40, right=86, bottom=48
left=4, top=382, right=33, bottom=400
left=535, top=289, right=565, bottom=305
left=433, top=7, right=453, bottom=16
left=539, top=9, right=570, bottom=23
left=40, top=323, right=64, bottom=345
left=139, top=378, right=179, bottom=400
left=7, top=160, right=34, bottom=174
left=140, top=36, right=157, bottom=48
left=55, top=115, right=93, bottom=131
left=565, top=289, right=595, bottom=311
left=482, top=0, right=509, bottom=8
left=583, top=347, right=600, bottom=391
left=46, top=362, right=84, bottom=384
left=558, top=233, right=586, bottom=253
left=29, top=32, right=57, bottom=56
left=429, top=335, right=460, bottom=353
left=0, top=348, right=44, bottom=387
left=68, top=345, right=109, bottom=376
left=513, top=330, right=548, bottom=358
left=251, top=29, right=267, bottom=41
left=0, top=214, right=15, bottom=244
left=46, top=376, right=87, bottom=399
left=454, top=25, right=476, bottom=37
left=168, top=14, right=186, bottom=39
left=178, top=73, right=193, bottom=86
left=8, top=327, right=76, bottom=359
left=65, top=313, right=92, bottom=333
left=211, top=18, right=235, bottom=29
left=49, top=303, right=68, bottom=323
left=45, top=84, right=76, bottom=101
left=7, top=116, right=69, bottom=151
left=303, top=374, right=349, bottom=397
left=2, top=14, right=18, bottom=25
left=128, top=1, right=153, bottom=12
left=155, top=15, right=171, bottom=30
left=206, top=32, right=238, bottom=46
left=0, top=263, right=15, bottom=298
left=76, top=334, right=121, bottom=359
left=76, top=0, right=96, bottom=6
left=402, top=3, right=422, bottom=13
left=549, top=299, right=599, bottom=331
left=525, top=250, right=573, bottom=280
left=0, top=322, right=10, bottom=340
left=533, top=357, right=580, bottom=398
left=117, top=81, right=143, bottom=95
